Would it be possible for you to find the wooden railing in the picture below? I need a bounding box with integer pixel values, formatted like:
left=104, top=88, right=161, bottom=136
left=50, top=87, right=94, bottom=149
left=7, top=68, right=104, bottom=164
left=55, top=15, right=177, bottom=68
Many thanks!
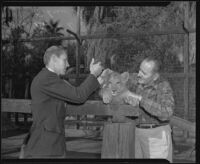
left=1, top=98, right=195, bottom=134
left=2, top=98, right=195, bottom=158
left=1, top=98, right=139, bottom=116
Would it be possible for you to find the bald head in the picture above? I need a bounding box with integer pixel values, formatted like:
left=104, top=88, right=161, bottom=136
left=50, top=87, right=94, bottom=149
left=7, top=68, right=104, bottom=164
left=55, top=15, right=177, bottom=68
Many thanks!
left=138, top=57, right=160, bottom=85
left=43, top=46, right=67, bottom=66
left=43, top=45, right=70, bottom=75
left=143, top=57, right=160, bottom=74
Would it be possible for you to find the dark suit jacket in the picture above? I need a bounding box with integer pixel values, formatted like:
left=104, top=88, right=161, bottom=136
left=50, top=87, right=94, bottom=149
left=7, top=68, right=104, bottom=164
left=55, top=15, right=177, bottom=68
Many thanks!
left=24, top=67, right=100, bottom=158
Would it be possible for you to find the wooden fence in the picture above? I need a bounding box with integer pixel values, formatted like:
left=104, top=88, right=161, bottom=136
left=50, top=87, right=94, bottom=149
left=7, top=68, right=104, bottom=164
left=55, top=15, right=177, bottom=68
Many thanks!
left=2, top=98, right=195, bottom=158
left=2, top=98, right=195, bottom=134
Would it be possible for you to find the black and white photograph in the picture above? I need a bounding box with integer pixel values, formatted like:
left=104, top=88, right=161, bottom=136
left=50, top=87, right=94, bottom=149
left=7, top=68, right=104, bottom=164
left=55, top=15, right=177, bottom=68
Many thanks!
left=1, top=2, right=196, bottom=163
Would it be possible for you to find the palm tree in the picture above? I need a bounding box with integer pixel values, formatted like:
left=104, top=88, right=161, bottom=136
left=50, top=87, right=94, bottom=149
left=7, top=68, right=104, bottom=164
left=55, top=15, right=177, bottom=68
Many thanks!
left=44, top=19, right=64, bottom=36
left=43, top=19, right=64, bottom=47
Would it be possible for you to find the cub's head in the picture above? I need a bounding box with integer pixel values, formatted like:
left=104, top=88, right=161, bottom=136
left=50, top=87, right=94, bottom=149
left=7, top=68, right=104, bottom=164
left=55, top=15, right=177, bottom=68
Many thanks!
left=99, top=69, right=130, bottom=104
left=107, top=72, right=129, bottom=96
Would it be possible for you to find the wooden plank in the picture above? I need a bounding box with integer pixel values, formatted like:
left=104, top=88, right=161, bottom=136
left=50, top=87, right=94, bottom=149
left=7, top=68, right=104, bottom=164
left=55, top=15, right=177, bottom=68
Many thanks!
left=101, top=122, right=135, bottom=158
left=183, top=4, right=190, bottom=139
left=66, top=72, right=195, bottom=79
left=76, top=6, right=81, bottom=78
left=2, top=27, right=196, bottom=44
left=2, top=99, right=31, bottom=113
left=2, top=99, right=195, bottom=134
left=64, top=120, right=105, bottom=127
left=184, top=34, right=189, bottom=121
left=65, top=101, right=139, bottom=116
left=1, top=99, right=139, bottom=117
left=170, top=116, right=195, bottom=134
left=3, top=72, right=194, bottom=80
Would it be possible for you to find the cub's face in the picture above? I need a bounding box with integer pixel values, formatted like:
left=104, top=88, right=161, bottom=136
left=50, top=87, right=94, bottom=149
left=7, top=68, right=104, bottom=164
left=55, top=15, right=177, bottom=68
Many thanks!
left=99, top=69, right=129, bottom=104
left=107, top=72, right=128, bottom=96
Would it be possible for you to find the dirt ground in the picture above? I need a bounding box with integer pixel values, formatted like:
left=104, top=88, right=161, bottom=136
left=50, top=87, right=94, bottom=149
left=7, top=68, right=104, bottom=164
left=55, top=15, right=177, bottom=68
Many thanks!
left=1, top=127, right=195, bottom=163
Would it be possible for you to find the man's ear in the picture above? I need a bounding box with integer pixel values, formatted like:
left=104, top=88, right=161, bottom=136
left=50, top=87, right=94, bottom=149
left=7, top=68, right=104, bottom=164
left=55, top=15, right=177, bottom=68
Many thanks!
left=121, top=72, right=129, bottom=83
left=51, top=54, right=57, bottom=61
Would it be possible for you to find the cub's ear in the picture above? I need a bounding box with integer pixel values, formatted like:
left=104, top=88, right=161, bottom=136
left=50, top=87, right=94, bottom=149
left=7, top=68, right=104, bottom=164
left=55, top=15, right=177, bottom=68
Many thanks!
left=121, top=72, right=129, bottom=83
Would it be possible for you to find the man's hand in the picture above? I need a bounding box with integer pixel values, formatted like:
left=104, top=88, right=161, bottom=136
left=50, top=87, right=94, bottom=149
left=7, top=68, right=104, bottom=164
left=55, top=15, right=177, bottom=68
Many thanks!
left=123, top=91, right=142, bottom=107
left=102, top=92, right=112, bottom=104
left=90, top=58, right=104, bottom=77
left=124, top=96, right=139, bottom=107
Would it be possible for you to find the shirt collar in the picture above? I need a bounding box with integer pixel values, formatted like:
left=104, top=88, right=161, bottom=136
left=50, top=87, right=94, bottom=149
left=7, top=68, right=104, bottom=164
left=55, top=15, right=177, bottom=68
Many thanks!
left=46, top=66, right=55, bottom=73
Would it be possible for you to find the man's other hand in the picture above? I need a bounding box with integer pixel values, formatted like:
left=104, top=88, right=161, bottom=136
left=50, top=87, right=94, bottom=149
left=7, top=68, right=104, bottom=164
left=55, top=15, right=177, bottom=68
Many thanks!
left=90, top=58, right=104, bottom=77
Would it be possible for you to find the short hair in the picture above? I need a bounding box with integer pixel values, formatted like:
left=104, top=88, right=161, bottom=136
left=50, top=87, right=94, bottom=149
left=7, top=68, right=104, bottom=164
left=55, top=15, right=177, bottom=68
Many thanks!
left=143, top=56, right=161, bottom=73
left=43, top=45, right=67, bottom=66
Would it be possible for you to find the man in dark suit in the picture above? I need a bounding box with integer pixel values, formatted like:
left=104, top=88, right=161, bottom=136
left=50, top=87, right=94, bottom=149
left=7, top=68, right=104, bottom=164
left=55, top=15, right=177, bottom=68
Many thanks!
left=22, top=45, right=103, bottom=158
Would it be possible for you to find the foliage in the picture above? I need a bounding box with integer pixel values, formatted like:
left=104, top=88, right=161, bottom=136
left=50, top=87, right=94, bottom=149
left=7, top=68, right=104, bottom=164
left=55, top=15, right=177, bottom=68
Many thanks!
left=2, top=25, right=33, bottom=98
left=2, top=26, right=30, bottom=75
left=28, top=19, right=65, bottom=76
left=2, top=7, right=66, bottom=98
left=79, top=2, right=195, bottom=73
left=43, top=19, right=64, bottom=46
left=1, top=7, right=42, bottom=39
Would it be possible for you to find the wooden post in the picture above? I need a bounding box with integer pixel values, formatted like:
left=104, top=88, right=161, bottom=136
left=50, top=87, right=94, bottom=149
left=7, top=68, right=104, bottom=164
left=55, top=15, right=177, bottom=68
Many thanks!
left=7, top=78, right=13, bottom=121
left=101, top=122, right=136, bottom=158
left=76, top=6, right=81, bottom=78
left=4, top=77, right=13, bottom=129
left=24, top=78, right=30, bottom=126
left=183, top=2, right=190, bottom=140
left=76, top=6, right=81, bottom=129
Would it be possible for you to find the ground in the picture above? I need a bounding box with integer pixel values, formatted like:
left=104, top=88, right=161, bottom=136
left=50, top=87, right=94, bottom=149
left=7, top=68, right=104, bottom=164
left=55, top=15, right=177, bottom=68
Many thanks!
left=1, top=124, right=195, bottom=162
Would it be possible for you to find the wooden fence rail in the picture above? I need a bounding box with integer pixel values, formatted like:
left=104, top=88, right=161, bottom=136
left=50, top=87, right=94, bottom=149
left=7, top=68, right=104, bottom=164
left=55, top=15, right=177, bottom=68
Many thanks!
left=1, top=98, right=195, bottom=134
left=2, top=98, right=195, bottom=158
left=1, top=98, right=138, bottom=116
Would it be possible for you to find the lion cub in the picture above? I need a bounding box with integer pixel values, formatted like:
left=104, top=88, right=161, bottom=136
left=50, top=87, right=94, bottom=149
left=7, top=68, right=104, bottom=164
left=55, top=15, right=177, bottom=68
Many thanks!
left=98, top=68, right=138, bottom=122
left=99, top=69, right=130, bottom=104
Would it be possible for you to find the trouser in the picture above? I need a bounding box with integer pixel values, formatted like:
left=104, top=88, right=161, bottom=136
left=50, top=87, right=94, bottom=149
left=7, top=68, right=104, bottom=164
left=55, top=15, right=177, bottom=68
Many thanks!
left=135, top=124, right=173, bottom=162
left=19, top=124, right=67, bottom=159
